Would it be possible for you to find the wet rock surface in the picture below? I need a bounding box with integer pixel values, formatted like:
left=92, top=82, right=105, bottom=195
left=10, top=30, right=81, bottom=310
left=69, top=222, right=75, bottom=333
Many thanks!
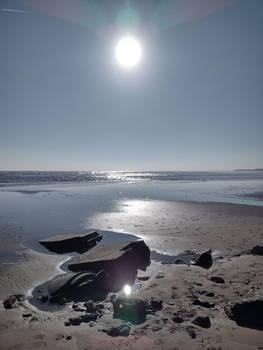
left=39, top=231, right=102, bottom=254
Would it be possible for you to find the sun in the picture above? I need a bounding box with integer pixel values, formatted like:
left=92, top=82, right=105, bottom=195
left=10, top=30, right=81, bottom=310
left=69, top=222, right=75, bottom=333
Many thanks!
left=115, top=36, right=142, bottom=68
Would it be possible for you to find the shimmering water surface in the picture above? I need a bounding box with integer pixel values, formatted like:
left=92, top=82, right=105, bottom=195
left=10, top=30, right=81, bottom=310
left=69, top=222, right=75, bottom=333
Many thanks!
left=0, top=170, right=262, bottom=263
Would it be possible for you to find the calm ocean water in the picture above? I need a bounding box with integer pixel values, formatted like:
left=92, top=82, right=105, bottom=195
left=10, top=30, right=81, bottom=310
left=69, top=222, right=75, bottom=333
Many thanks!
left=1, top=170, right=263, bottom=186
left=0, top=170, right=262, bottom=263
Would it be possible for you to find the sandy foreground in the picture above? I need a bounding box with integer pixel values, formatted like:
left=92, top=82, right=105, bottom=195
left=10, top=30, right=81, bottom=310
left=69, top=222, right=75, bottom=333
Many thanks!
left=0, top=200, right=263, bottom=350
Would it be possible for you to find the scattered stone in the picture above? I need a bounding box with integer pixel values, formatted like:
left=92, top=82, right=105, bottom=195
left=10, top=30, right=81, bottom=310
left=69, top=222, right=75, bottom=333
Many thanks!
left=107, top=324, right=130, bottom=337
left=113, top=297, right=146, bottom=325
left=29, top=316, right=39, bottom=322
left=65, top=336, right=72, bottom=341
left=97, top=303, right=104, bottom=310
left=192, top=315, right=211, bottom=328
left=193, top=299, right=215, bottom=308
left=150, top=298, right=163, bottom=310
left=210, top=276, right=225, bottom=284
left=68, top=317, right=82, bottom=326
left=84, top=300, right=97, bottom=313
left=3, top=295, right=17, bottom=309
left=39, top=231, right=102, bottom=254
left=155, top=273, right=165, bottom=279
left=72, top=303, right=86, bottom=312
left=137, top=276, right=150, bottom=281
left=193, top=250, right=213, bottom=269
left=206, top=292, right=215, bottom=297
left=250, top=246, right=263, bottom=256
left=81, top=313, right=97, bottom=323
left=186, top=327, right=196, bottom=339
left=22, top=313, right=32, bottom=318
left=172, top=316, right=184, bottom=323
left=226, top=297, right=263, bottom=329
left=152, top=326, right=162, bottom=332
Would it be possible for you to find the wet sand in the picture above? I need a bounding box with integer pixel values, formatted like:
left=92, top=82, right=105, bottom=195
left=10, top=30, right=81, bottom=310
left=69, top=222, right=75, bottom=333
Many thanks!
left=0, top=200, right=263, bottom=349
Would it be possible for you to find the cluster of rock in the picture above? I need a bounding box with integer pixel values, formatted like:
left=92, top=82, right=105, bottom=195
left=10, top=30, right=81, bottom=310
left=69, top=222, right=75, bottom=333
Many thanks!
left=39, top=231, right=151, bottom=302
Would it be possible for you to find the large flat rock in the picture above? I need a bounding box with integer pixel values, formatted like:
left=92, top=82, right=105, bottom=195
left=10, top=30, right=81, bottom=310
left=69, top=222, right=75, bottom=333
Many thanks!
left=68, top=240, right=151, bottom=291
left=39, top=231, right=102, bottom=254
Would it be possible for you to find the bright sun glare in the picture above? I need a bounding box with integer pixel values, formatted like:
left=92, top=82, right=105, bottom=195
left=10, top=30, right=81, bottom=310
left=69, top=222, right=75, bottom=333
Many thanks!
left=115, top=36, right=142, bottom=68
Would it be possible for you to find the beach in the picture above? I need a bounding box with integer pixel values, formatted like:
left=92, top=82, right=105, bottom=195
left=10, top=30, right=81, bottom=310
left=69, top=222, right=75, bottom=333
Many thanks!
left=0, top=173, right=263, bottom=349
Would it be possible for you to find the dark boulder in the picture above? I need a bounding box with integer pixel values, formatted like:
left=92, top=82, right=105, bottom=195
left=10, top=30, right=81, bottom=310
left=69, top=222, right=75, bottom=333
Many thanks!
left=192, top=315, right=211, bottom=328
left=3, top=295, right=17, bottom=309
left=39, top=231, right=102, bottom=254
left=113, top=297, right=146, bottom=325
left=226, top=297, right=263, bottom=329
left=250, top=246, right=263, bottom=256
left=193, top=250, right=213, bottom=269
left=193, top=299, right=215, bottom=308
left=68, top=240, right=151, bottom=291
left=210, top=276, right=225, bottom=284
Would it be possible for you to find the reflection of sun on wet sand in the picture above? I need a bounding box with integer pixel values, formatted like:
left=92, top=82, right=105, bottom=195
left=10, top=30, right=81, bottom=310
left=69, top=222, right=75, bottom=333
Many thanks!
left=0, top=200, right=263, bottom=349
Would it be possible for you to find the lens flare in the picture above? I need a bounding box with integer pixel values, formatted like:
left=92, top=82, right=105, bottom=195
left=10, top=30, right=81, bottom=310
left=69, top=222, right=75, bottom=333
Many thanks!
left=115, top=36, right=142, bottom=68
left=124, top=284, right=131, bottom=295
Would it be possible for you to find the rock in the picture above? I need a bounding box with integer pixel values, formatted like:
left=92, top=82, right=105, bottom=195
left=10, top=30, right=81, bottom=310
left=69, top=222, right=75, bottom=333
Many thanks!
left=81, top=313, right=97, bottom=323
left=113, top=297, right=146, bottom=325
left=193, top=299, right=215, bottom=308
left=72, top=302, right=86, bottom=312
left=14, top=294, right=25, bottom=301
left=84, top=300, right=97, bottom=313
left=68, top=240, right=151, bottom=291
left=192, top=315, right=211, bottom=328
left=137, top=276, right=150, bottom=281
left=152, top=326, right=162, bottom=332
left=22, top=313, right=32, bottom=318
left=155, top=273, right=165, bottom=279
left=172, top=316, right=184, bottom=323
left=39, top=231, right=102, bottom=254
left=3, top=296, right=17, bottom=309
left=68, top=317, right=82, bottom=326
left=205, top=292, right=215, bottom=297
left=108, top=324, right=130, bottom=337
left=226, top=297, right=263, bottom=329
left=210, top=276, right=225, bottom=284
left=250, top=246, right=263, bottom=255
left=193, top=250, right=213, bottom=269
left=65, top=336, right=72, bottom=341
left=150, top=298, right=163, bottom=310
left=186, top=327, right=196, bottom=339
left=48, top=270, right=108, bottom=301
left=40, top=295, right=49, bottom=303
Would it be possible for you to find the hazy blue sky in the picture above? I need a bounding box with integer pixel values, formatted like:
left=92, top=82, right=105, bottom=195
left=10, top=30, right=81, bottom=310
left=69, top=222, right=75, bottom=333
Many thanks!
left=0, top=0, right=262, bottom=171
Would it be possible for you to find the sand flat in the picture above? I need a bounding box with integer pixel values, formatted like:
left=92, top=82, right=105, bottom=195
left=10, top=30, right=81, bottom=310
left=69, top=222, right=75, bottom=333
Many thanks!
left=0, top=200, right=263, bottom=349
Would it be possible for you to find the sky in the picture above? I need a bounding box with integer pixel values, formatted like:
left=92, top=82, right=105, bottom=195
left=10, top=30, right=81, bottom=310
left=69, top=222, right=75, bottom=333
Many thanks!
left=0, top=0, right=262, bottom=171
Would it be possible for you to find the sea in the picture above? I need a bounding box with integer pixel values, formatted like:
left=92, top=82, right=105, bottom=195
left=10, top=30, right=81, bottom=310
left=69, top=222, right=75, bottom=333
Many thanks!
left=0, top=170, right=262, bottom=263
